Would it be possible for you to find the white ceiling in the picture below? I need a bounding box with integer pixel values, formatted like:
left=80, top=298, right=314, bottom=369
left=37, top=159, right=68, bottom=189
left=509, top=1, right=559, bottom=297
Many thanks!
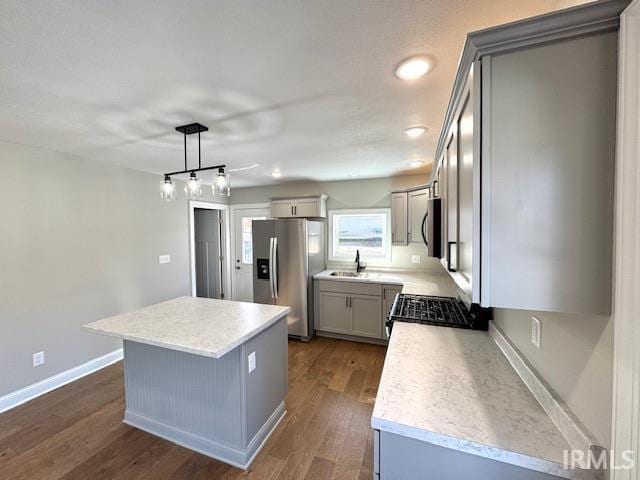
left=1, top=0, right=584, bottom=187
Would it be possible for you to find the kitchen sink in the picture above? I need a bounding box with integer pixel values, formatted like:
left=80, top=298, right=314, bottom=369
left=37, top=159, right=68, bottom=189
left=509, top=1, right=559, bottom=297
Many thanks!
left=329, top=271, right=360, bottom=277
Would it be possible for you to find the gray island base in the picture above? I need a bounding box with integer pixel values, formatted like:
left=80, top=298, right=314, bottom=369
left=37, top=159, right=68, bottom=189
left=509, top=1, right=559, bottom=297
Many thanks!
left=84, top=297, right=290, bottom=469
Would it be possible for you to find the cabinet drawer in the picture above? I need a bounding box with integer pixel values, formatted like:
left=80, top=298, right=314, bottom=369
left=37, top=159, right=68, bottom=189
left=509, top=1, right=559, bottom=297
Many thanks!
left=318, top=280, right=382, bottom=297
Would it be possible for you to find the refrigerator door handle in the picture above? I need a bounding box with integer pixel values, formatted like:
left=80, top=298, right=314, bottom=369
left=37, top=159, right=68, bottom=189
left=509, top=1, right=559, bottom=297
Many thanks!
left=273, top=237, right=279, bottom=300
left=269, top=237, right=275, bottom=299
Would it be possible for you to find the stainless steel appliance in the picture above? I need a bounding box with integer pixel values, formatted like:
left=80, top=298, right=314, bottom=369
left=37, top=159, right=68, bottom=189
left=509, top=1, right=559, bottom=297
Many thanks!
left=421, top=198, right=441, bottom=258
left=252, top=219, right=325, bottom=340
left=386, top=294, right=487, bottom=337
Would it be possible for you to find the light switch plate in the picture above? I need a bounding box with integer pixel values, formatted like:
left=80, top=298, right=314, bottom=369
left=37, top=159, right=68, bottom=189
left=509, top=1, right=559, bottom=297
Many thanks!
left=531, top=316, right=542, bottom=349
left=33, top=351, right=45, bottom=367
left=248, top=352, right=256, bottom=373
left=411, top=255, right=421, bottom=264
left=158, top=254, right=171, bottom=264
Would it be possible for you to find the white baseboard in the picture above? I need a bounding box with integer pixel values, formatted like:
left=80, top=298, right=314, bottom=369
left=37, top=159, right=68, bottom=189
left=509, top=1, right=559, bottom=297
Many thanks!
left=0, top=348, right=123, bottom=414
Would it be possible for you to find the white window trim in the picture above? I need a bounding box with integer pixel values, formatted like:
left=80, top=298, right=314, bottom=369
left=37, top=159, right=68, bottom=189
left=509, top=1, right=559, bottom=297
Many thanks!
left=328, top=208, right=392, bottom=266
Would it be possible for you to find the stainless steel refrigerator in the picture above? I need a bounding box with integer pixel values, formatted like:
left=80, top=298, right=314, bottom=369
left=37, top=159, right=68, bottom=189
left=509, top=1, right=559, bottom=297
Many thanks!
left=252, top=219, right=325, bottom=340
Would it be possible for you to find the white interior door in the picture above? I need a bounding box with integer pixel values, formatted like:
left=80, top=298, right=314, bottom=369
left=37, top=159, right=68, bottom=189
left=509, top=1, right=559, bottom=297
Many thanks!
left=232, top=207, right=269, bottom=301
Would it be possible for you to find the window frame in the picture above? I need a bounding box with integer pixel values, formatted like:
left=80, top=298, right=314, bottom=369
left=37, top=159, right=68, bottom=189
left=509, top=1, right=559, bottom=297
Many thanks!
left=327, top=208, right=392, bottom=265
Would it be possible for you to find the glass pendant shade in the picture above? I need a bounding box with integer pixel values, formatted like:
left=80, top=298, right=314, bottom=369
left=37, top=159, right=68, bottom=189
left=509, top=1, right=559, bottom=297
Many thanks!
left=213, top=169, right=231, bottom=197
left=185, top=172, right=203, bottom=200
left=160, top=176, right=177, bottom=201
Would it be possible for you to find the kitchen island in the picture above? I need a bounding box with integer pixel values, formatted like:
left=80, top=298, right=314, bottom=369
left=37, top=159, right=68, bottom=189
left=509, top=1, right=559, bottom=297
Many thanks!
left=83, top=296, right=290, bottom=469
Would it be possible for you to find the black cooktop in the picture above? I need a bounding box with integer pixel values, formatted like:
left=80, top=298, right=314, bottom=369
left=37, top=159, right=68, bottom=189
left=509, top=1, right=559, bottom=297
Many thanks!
left=386, top=294, right=486, bottom=333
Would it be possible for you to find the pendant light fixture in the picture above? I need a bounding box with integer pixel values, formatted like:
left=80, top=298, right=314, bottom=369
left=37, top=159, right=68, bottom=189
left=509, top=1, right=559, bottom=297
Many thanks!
left=160, top=175, right=177, bottom=201
left=161, top=122, right=229, bottom=201
left=213, top=167, right=231, bottom=197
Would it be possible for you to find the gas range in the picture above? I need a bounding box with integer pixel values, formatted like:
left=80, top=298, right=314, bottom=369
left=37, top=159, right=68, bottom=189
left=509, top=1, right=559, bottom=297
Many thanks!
left=386, top=294, right=488, bottom=335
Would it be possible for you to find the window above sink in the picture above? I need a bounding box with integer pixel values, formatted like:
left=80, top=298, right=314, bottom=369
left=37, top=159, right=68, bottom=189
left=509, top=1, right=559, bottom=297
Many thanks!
left=328, top=208, right=392, bottom=265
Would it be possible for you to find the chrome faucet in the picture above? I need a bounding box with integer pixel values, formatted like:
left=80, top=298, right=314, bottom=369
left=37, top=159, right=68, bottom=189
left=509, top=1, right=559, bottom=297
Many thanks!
left=354, top=249, right=366, bottom=273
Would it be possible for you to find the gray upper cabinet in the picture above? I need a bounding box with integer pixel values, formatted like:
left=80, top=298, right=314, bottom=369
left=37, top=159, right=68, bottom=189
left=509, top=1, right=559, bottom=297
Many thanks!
left=391, top=192, right=408, bottom=245
left=271, top=195, right=327, bottom=219
left=408, top=188, right=429, bottom=244
left=271, top=200, right=294, bottom=218
left=392, top=186, right=430, bottom=246
left=456, top=78, right=475, bottom=297
left=429, top=1, right=622, bottom=314
left=481, top=32, right=616, bottom=314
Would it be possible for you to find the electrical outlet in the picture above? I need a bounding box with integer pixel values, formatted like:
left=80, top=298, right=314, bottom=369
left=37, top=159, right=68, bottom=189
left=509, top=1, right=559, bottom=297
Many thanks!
left=248, top=352, right=256, bottom=373
left=158, top=254, right=171, bottom=264
left=411, top=255, right=421, bottom=264
left=32, top=351, right=45, bottom=367
left=531, top=316, right=542, bottom=349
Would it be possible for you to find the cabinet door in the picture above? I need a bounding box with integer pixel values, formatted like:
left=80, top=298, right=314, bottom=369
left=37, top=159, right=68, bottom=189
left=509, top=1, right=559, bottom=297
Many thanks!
left=351, top=294, right=382, bottom=339
left=318, top=291, right=350, bottom=334
left=271, top=200, right=294, bottom=218
left=382, top=285, right=402, bottom=340
left=294, top=198, right=320, bottom=218
left=391, top=192, right=408, bottom=245
left=439, top=155, right=448, bottom=266
left=457, top=88, right=474, bottom=289
left=445, top=131, right=458, bottom=271
left=408, top=189, right=428, bottom=244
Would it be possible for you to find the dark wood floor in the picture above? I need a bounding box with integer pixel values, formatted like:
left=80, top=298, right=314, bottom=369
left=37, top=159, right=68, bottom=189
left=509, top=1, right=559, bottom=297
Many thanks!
left=0, top=337, right=387, bottom=479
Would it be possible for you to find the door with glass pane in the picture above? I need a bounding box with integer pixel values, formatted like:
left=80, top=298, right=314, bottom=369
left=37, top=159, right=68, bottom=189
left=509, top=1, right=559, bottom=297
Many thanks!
left=233, top=207, right=269, bottom=301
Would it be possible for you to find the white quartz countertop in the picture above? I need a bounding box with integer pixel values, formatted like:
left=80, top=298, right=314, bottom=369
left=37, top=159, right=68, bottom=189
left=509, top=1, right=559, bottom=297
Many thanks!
left=83, top=296, right=290, bottom=359
left=372, top=322, right=595, bottom=480
left=314, top=269, right=461, bottom=297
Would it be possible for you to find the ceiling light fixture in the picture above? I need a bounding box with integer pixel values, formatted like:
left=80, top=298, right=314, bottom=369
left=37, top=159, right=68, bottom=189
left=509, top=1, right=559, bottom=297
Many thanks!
left=271, top=171, right=282, bottom=178
left=185, top=171, right=202, bottom=200
left=213, top=167, right=231, bottom=197
left=161, top=122, right=230, bottom=201
left=403, top=126, right=428, bottom=138
left=409, top=160, right=424, bottom=168
left=394, top=56, right=433, bottom=80
left=160, top=175, right=177, bottom=201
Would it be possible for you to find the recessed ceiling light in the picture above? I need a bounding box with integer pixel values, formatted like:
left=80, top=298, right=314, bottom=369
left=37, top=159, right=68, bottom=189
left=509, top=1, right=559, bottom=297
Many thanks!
left=409, top=161, right=424, bottom=168
left=403, top=126, right=428, bottom=138
left=395, top=56, right=433, bottom=80
left=271, top=171, right=282, bottom=178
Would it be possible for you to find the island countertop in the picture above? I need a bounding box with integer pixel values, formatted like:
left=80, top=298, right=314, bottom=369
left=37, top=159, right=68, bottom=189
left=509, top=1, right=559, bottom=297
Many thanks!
left=83, top=296, right=290, bottom=359
left=371, top=322, right=593, bottom=480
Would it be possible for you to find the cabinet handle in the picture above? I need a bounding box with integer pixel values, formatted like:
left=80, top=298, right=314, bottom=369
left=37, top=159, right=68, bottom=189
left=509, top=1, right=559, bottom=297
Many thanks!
left=346, top=297, right=348, bottom=308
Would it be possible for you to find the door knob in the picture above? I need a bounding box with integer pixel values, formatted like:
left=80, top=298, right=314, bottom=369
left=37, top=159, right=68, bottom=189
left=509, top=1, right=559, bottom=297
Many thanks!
left=235, top=266, right=241, bottom=270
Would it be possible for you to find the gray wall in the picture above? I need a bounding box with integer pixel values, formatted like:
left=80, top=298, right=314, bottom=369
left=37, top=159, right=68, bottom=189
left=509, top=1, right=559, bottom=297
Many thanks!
left=230, top=175, right=441, bottom=271
left=493, top=310, right=613, bottom=448
left=0, top=140, right=223, bottom=397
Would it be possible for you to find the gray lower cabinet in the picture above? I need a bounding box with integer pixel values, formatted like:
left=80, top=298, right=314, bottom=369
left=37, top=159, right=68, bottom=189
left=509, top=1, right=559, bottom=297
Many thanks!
left=317, top=291, right=351, bottom=335
left=351, top=294, right=382, bottom=338
left=375, top=430, right=566, bottom=480
left=317, top=280, right=384, bottom=340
